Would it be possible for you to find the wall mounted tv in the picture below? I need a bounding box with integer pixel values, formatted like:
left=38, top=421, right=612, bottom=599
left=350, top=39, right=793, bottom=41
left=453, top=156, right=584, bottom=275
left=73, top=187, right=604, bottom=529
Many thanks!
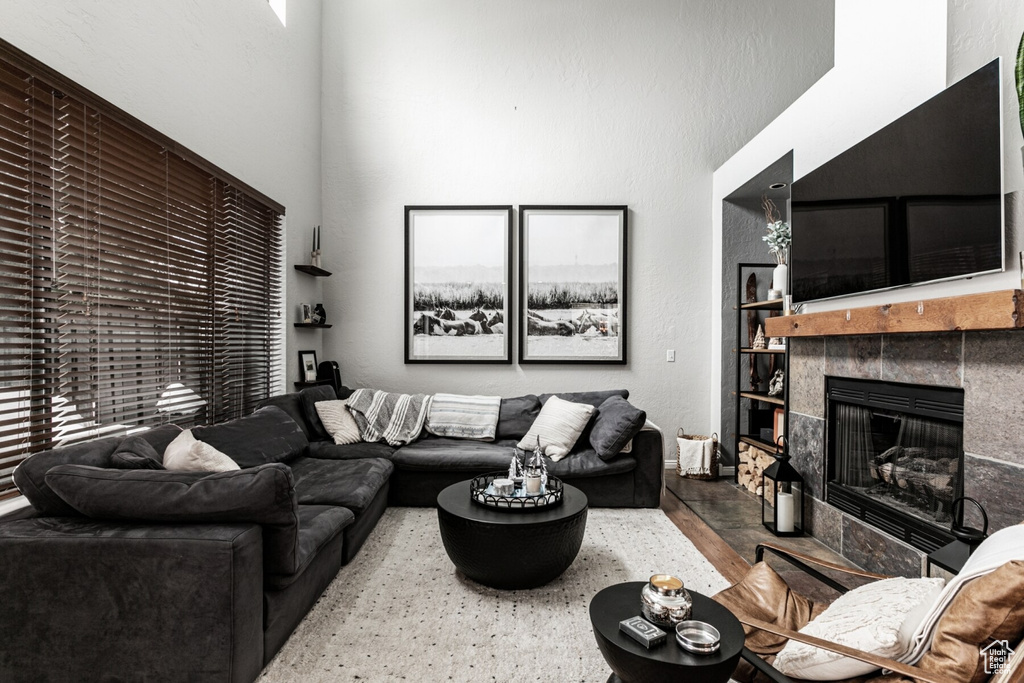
left=790, top=59, right=1003, bottom=303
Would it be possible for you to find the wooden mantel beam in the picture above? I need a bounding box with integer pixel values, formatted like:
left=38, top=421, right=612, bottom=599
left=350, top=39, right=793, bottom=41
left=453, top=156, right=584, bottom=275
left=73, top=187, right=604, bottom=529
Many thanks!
left=764, top=289, right=1024, bottom=338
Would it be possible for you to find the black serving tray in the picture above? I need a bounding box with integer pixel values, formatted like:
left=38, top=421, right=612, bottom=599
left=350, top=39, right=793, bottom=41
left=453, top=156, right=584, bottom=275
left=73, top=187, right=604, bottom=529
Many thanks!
left=470, top=471, right=564, bottom=511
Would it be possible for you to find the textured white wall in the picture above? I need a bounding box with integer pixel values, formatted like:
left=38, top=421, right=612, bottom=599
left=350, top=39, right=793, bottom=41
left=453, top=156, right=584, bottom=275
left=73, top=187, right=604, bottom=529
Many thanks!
left=321, top=0, right=834, bottom=455
left=0, top=0, right=325, bottom=388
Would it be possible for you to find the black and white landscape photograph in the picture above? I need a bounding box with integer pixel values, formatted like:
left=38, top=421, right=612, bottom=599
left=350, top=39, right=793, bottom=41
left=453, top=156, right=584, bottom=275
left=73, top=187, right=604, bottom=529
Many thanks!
left=519, top=206, right=627, bottom=364
left=405, top=206, right=512, bottom=363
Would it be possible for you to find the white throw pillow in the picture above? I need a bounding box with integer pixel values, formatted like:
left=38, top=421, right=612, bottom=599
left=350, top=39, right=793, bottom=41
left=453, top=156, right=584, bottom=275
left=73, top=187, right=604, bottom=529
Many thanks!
left=516, top=396, right=594, bottom=461
left=315, top=399, right=362, bottom=445
left=162, top=428, right=197, bottom=467
left=164, top=429, right=240, bottom=472
left=774, top=576, right=945, bottom=680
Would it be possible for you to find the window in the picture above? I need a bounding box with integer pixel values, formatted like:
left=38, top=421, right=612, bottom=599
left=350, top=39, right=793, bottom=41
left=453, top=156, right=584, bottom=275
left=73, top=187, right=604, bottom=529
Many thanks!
left=0, top=40, right=284, bottom=500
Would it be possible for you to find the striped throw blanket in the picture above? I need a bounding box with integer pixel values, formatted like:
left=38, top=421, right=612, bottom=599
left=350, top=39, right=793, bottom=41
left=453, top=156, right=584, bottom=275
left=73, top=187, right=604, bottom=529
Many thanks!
left=346, top=389, right=432, bottom=446
left=425, top=393, right=501, bottom=440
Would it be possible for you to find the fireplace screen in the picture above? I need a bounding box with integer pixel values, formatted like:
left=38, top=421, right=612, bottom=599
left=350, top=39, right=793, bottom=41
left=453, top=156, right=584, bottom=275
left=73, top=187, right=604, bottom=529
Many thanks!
left=832, top=401, right=962, bottom=527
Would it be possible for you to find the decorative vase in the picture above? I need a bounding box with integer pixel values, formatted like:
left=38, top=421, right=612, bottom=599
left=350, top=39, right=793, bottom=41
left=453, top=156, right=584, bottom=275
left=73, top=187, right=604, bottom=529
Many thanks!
left=773, top=263, right=789, bottom=299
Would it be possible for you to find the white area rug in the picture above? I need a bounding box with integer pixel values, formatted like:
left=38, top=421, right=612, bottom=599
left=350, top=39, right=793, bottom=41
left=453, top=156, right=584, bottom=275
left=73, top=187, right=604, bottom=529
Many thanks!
left=260, top=507, right=729, bottom=682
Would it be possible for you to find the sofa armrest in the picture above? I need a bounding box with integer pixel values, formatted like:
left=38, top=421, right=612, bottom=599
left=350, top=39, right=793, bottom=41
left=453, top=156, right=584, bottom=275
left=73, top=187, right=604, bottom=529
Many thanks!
left=0, top=518, right=264, bottom=683
left=630, top=421, right=665, bottom=507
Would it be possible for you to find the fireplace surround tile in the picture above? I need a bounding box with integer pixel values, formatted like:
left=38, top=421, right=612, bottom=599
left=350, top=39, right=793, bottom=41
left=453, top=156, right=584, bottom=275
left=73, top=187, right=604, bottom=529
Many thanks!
left=880, top=332, right=963, bottom=388
left=789, top=337, right=825, bottom=418
left=841, top=516, right=924, bottom=578
left=963, top=331, right=1024, bottom=467
left=788, top=412, right=824, bottom=499
left=963, top=453, right=1024, bottom=533
left=825, top=335, right=881, bottom=381
left=806, top=495, right=842, bottom=552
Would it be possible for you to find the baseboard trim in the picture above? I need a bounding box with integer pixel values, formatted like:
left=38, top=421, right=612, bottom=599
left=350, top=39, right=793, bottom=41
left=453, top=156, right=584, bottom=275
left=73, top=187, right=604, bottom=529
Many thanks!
left=664, top=463, right=735, bottom=477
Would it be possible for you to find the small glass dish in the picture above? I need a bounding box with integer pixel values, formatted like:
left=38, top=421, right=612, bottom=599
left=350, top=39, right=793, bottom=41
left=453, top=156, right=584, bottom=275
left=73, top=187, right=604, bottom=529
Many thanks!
left=675, top=620, right=721, bottom=654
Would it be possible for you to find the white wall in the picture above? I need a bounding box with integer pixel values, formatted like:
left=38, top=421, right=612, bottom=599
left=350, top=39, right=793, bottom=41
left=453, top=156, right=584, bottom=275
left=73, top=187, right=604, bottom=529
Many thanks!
left=321, top=0, right=834, bottom=452
left=0, top=0, right=325, bottom=388
left=710, top=0, right=950, bottom=436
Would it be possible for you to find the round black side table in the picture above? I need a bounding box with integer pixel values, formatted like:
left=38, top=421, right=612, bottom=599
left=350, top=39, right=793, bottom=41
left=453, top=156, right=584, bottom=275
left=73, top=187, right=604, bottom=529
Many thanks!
left=589, top=582, right=743, bottom=683
left=436, top=480, right=588, bottom=589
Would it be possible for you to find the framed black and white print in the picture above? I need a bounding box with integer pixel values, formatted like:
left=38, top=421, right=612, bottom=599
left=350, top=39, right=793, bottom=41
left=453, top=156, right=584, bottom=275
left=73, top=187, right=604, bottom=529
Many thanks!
left=519, top=206, right=627, bottom=364
left=405, top=206, right=513, bottom=363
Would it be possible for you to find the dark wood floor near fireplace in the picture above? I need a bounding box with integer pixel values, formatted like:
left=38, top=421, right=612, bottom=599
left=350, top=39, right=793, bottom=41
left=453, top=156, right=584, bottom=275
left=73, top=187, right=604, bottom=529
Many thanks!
left=663, top=470, right=874, bottom=603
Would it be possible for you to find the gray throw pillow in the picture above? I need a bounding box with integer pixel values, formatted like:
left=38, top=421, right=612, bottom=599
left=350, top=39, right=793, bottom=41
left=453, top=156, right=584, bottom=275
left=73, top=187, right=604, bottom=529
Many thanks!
left=495, top=394, right=541, bottom=440
left=45, top=463, right=302, bottom=575
left=110, top=436, right=165, bottom=470
left=589, top=396, right=646, bottom=461
left=299, top=385, right=338, bottom=441
left=192, top=405, right=308, bottom=468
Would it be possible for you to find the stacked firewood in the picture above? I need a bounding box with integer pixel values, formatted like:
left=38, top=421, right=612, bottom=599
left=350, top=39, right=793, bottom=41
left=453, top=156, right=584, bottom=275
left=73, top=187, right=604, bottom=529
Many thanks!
left=737, top=443, right=776, bottom=501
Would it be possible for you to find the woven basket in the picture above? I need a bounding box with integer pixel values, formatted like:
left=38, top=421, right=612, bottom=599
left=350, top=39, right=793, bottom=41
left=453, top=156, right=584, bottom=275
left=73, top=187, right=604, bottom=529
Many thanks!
left=675, top=429, right=719, bottom=480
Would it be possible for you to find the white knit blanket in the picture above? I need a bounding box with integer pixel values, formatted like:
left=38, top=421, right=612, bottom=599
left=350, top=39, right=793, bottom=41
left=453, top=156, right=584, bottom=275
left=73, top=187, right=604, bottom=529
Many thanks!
left=678, top=434, right=713, bottom=475
left=904, top=524, right=1024, bottom=664
left=425, top=393, right=501, bottom=440
left=346, top=389, right=432, bottom=446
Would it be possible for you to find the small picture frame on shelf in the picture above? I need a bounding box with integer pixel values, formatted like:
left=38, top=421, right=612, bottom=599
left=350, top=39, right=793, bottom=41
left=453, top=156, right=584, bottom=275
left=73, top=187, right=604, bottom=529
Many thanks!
left=298, top=350, right=318, bottom=382
left=300, top=303, right=312, bottom=324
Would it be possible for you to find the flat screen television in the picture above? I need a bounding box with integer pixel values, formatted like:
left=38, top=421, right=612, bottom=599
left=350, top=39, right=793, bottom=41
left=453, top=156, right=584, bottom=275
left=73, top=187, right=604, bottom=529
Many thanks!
left=790, top=59, right=1003, bottom=303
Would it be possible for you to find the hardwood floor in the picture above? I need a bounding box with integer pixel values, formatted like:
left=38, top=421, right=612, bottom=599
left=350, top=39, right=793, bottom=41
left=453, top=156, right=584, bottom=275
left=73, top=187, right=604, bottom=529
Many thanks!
left=660, top=488, right=750, bottom=584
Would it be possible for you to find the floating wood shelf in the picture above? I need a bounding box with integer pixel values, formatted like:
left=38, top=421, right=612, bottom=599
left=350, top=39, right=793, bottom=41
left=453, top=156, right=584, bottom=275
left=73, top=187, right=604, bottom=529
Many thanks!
left=739, top=347, right=786, bottom=354
left=765, top=289, right=1024, bottom=338
left=294, top=264, right=332, bottom=277
left=293, top=379, right=333, bottom=388
left=739, top=391, right=785, bottom=406
left=740, top=299, right=783, bottom=311
left=293, top=323, right=333, bottom=328
left=739, top=434, right=782, bottom=454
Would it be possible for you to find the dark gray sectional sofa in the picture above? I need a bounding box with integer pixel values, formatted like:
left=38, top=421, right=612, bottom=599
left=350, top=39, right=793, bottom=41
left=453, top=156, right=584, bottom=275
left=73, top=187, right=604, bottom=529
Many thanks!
left=0, top=386, right=663, bottom=682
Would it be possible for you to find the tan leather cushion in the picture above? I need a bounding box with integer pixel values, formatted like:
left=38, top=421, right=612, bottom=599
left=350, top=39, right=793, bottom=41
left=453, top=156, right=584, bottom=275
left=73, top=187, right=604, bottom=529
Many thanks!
left=911, top=560, right=1024, bottom=683
left=714, top=561, right=827, bottom=656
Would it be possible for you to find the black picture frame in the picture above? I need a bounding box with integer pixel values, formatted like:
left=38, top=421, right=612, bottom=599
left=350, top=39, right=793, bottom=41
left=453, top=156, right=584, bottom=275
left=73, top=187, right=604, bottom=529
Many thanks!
left=298, top=349, right=318, bottom=382
left=519, top=205, right=627, bottom=364
left=404, top=205, right=514, bottom=364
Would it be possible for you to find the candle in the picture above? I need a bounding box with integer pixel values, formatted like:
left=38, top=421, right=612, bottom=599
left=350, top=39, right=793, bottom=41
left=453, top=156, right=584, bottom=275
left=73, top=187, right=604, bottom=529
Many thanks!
left=525, top=473, right=541, bottom=495
left=776, top=492, right=795, bottom=533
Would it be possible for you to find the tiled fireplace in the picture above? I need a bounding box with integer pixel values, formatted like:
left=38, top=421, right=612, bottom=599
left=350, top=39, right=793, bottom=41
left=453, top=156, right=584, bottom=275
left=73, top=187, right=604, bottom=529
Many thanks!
left=788, top=332, right=1024, bottom=577
left=825, top=376, right=963, bottom=553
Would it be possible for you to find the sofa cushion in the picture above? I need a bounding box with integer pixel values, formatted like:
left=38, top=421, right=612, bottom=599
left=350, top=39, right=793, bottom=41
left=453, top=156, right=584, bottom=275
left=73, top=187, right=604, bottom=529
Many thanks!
left=288, top=457, right=393, bottom=513
left=517, top=396, right=594, bottom=461
left=110, top=436, right=165, bottom=470
left=590, top=396, right=647, bottom=461
left=391, top=437, right=512, bottom=472
left=299, top=385, right=338, bottom=441
left=308, top=440, right=397, bottom=461
left=257, top=393, right=313, bottom=440
left=264, top=505, right=354, bottom=590
left=495, top=394, right=541, bottom=440
left=192, top=405, right=308, bottom=467
left=44, top=462, right=303, bottom=575
left=545, top=448, right=637, bottom=479
left=538, top=389, right=629, bottom=409
left=137, top=424, right=185, bottom=455
left=13, top=435, right=124, bottom=516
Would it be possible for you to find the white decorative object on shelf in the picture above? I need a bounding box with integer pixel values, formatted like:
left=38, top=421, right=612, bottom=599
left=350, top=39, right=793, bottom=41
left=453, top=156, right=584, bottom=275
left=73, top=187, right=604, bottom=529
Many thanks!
left=762, top=196, right=791, bottom=299
left=752, top=325, right=766, bottom=350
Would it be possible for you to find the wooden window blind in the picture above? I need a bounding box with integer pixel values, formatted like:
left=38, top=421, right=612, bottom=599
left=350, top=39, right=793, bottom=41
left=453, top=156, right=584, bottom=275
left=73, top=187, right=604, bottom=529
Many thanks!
left=0, top=42, right=284, bottom=500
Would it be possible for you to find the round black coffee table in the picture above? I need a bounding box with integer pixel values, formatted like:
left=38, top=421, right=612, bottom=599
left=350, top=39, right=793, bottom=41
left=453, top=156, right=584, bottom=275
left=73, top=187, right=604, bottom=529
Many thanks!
left=589, top=582, right=743, bottom=683
left=436, top=480, right=588, bottom=589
